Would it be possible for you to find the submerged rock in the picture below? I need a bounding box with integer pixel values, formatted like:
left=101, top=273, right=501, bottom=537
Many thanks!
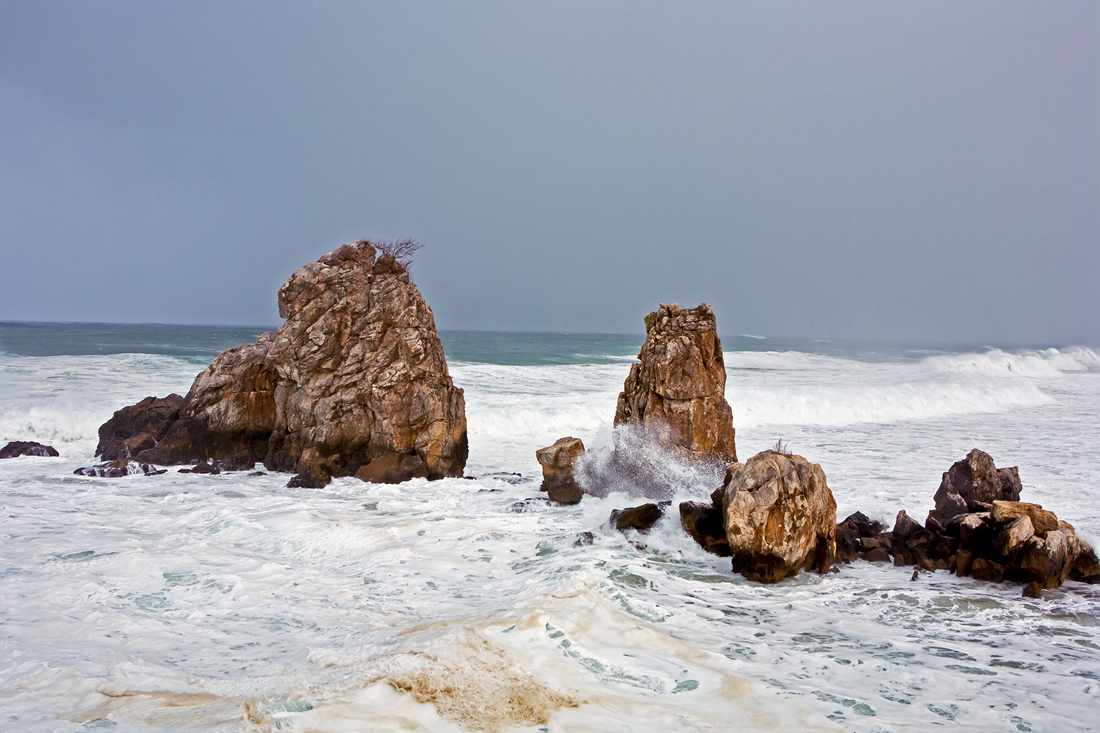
left=535, top=437, right=585, bottom=504
left=613, top=303, right=736, bottom=463
left=1, top=441, right=59, bottom=458
left=720, top=450, right=837, bottom=583
left=104, top=241, right=468, bottom=487
left=74, top=459, right=166, bottom=477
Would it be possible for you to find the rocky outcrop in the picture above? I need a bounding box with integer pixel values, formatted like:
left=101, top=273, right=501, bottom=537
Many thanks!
left=927, top=448, right=1021, bottom=527
left=613, top=303, right=736, bottom=463
left=105, top=241, right=468, bottom=487
left=535, top=437, right=585, bottom=504
left=719, top=450, right=837, bottom=583
left=96, top=395, right=184, bottom=460
left=74, top=459, right=166, bottom=477
left=846, top=451, right=1100, bottom=597
left=1, top=441, right=59, bottom=458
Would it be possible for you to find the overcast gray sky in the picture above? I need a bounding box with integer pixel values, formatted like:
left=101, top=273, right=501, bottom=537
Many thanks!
left=1, top=1, right=1096, bottom=344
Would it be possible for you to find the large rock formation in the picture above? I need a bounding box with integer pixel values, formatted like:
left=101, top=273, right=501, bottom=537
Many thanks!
left=613, top=303, right=736, bottom=463
left=718, top=450, right=837, bottom=583
left=110, top=241, right=467, bottom=486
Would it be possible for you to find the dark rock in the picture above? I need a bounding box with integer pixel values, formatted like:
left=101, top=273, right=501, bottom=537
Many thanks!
left=247, top=471, right=267, bottom=477
left=613, top=303, right=736, bottom=462
left=861, top=547, right=891, bottom=563
left=188, top=461, right=221, bottom=475
left=355, top=453, right=429, bottom=484
left=890, top=509, right=955, bottom=569
left=95, top=394, right=183, bottom=460
left=721, top=451, right=837, bottom=583
left=970, top=557, right=1007, bottom=583
left=0, top=441, right=59, bottom=459
left=573, top=531, right=595, bottom=546
left=836, top=511, right=887, bottom=563
left=679, top=501, right=731, bottom=556
left=611, top=503, right=665, bottom=532
left=287, top=467, right=330, bottom=489
left=74, top=459, right=166, bottom=478
left=510, top=498, right=550, bottom=513
left=928, top=449, right=1021, bottom=525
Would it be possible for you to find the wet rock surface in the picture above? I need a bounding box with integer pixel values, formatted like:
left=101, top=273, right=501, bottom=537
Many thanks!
left=613, top=303, right=736, bottom=463
left=678, top=497, right=730, bottom=556
left=101, top=241, right=468, bottom=487
left=1, top=441, right=59, bottom=459
left=928, top=448, right=1022, bottom=525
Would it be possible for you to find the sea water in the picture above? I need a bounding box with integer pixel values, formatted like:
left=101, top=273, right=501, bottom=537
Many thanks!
left=1, top=323, right=1098, bottom=732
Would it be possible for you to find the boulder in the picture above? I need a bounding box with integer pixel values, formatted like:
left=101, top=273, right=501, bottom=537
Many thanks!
left=74, top=459, right=166, bottom=478
left=720, top=450, right=837, bottom=583
left=1, top=441, right=59, bottom=459
left=101, top=241, right=467, bottom=487
left=927, top=449, right=1021, bottom=525
left=535, top=437, right=585, bottom=504
left=613, top=303, right=736, bottom=463
left=96, top=394, right=184, bottom=460
left=890, top=510, right=954, bottom=570
left=611, top=503, right=667, bottom=533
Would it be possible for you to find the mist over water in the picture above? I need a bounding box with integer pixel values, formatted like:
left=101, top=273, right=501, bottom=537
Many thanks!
left=1, top=324, right=1099, bottom=732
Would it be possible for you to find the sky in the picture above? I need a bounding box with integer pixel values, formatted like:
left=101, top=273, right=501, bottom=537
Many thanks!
left=1, top=1, right=1097, bottom=344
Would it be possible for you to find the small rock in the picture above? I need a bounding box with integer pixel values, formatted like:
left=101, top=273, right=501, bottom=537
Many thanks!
left=679, top=501, right=730, bottom=556
left=74, top=459, right=166, bottom=478
left=355, top=453, right=429, bottom=484
left=0, top=441, right=59, bottom=459
left=611, top=503, right=665, bottom=532
left=573, top=531, right=595, bottom=547
left=287, top=467, right=330, bottom=488
left=247, top=471, right=267, bottom=477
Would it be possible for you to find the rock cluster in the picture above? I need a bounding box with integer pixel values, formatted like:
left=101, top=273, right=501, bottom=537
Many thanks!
left=614, top=303, right=736, bottom=463
left=98, top=241, right=468, bottom=487
left=535, top=437, right=585, bottom=504
left=74, top=459, right=166, bottom=477
left=1, top=441, right=59, bottom=458
left=834, top=450, right=1100, bottom=597
left=677, top=450, right=838, bottom=583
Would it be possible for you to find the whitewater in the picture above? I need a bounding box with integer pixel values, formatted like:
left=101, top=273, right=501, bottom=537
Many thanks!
left=2, top=324, right=1099, bottom=732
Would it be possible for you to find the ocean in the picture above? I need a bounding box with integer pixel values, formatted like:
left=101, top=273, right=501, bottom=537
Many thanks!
left=1, top=322, right=1098, bottom=732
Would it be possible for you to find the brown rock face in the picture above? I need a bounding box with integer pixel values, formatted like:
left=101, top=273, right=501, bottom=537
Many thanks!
left=720, top=450, right=837, bottom=583
left=613, top=303, right=735, bottom=462
left=121, top=241, right=467, bottom=486
left=96, top=395, right=184, bottom=460
left=928, top=449, right=1021, bottom=525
